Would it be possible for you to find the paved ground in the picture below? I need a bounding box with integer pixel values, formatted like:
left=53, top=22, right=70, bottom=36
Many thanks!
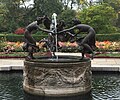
left=0, top=52, right=120, bottom=71
left=91, top=58, right=120, bottom=71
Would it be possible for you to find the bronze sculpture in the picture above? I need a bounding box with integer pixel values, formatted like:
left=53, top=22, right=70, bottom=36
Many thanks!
left=23, top=16, right=53, bottom=59
left=23, top=17, right=43, bottom=59
left=23, top=15, right=96, bottom=60
left=58, top=24, right=96, bottom=59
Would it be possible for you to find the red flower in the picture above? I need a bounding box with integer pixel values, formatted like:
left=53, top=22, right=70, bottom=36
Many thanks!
left=14, top=28, right=25, bottom=34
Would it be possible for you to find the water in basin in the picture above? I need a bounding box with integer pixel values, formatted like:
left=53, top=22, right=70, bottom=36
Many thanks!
left=0, top=72, right=120, bottom=100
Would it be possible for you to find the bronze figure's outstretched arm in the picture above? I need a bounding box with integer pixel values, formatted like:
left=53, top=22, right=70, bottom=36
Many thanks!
left=37, top=25, right=54, bottom=34
left=58, top=26, right=76, bottom=34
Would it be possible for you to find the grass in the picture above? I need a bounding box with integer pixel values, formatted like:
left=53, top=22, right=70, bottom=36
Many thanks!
left=0, top=52, right=47, bottom=58
left=95, top=52, right=120, bottom=58
left=0, top=51, right=120, bottom=58
left=0, top=52, right=26, bottom=58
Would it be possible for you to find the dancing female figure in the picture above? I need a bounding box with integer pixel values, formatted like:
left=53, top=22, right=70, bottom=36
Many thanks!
left=58, top=24, right=96, bottom=59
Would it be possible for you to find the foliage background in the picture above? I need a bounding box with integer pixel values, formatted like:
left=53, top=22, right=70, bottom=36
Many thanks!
left=0, top=0, right=120, bottom=39
left=77, top=4, right=117, bottom=34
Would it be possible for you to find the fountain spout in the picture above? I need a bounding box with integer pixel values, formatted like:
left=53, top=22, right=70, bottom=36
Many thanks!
left=52, top=13, right=58, bottom=53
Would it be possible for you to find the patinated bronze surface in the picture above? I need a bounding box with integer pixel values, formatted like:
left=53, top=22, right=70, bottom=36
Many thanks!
left=58, top=24, right=96, bottom=59
left=23, top=16, right=53, bottom=59
left=23, top=15, right=96, bottom=60
left=23, top=16, right=44, bottom=59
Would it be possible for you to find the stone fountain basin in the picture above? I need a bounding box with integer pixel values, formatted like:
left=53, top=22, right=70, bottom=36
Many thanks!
left=23, top=56, right=92, bottom=97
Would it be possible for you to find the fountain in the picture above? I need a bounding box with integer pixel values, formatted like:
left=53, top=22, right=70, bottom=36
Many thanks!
left=23, top=13, right=95, bottom=99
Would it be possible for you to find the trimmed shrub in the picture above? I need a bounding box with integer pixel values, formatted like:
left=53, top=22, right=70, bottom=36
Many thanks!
left=0, top=33, right=48, bottom=42
left=0, top=33, right=120, bottom=42
left=96, top=33, right=120, bottom=41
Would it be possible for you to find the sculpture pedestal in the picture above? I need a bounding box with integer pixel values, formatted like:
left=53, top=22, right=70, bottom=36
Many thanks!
left=23, top=56, right=92, bottom=97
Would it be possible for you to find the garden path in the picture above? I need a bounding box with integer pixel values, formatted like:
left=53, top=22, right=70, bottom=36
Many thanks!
left=0, top=52, right=120, bottom=71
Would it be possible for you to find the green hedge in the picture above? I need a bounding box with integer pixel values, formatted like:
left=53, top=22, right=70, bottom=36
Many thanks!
left=79, top=33, right=120, bottom=41
left=0, top=33, right=120, bottom=42
left=0, top=34, right=48, bottom=42
left=96, top=33, right=120, bottom=41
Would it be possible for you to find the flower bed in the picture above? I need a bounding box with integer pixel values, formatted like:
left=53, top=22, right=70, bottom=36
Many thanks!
left=0, top=41, right=120, bottom=58
left=94, top=41, right=120, bottom=58
left=0, top=41, right=24, bottom=53
left=96, top=41, right=120, bottom=52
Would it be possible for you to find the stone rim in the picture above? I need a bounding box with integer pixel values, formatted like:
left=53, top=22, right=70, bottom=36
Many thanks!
left=25, top=55, right=90, bottom=63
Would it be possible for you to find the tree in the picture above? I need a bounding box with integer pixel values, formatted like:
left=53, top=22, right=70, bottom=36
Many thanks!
left=103, top=0, right=120, bottom=27
left=0, top=0, right=34, bottom=32
left=34, top=0, right=63, bottom=17
left=0, top=1, right=9, bottom=32
left=103, top=0, right=120, bottom=12
left=77, top=4, right=117, bottom=34
left=58, top=9, right=76, bottom=27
